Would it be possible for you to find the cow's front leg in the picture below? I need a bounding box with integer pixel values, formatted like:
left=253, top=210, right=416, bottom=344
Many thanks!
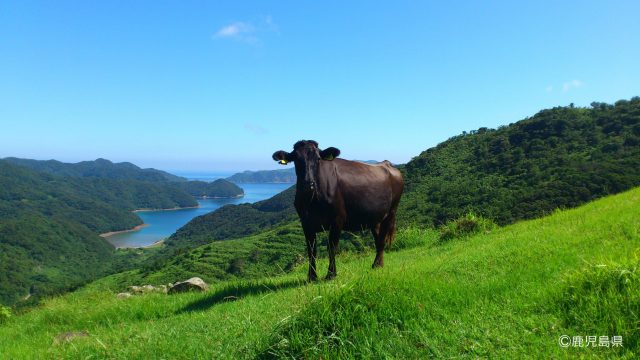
left=303, top=227, right=318, bottom=282
left=326, top=226, right=341, bottom=280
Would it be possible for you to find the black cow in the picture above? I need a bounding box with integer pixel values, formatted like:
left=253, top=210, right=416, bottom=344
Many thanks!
left=273, top=140, right=404, bottom=281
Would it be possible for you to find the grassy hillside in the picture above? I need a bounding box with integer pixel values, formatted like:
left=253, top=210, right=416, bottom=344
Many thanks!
left=2, top=187, right=638, bottom=359
left=400, top=97, right=640, bottom=226
left=97, top=219, right=395, bottom=290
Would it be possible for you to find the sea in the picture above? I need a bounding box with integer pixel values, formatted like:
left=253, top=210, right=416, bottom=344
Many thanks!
left=105, top=174, right=292, bottom=248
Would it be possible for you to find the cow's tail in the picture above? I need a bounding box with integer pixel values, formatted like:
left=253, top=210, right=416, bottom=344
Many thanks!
left=384, top=214, right=397, bottom=246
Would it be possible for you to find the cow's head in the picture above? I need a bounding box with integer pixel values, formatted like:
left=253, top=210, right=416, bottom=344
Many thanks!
left=272, top=140, right=340, bottom=193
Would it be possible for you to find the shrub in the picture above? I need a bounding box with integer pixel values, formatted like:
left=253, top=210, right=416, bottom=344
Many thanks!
left=227, top=258, right=246, bottom=275
left=438, top=212, right=496, bottom=242
left=0, top=305, right=11, bottom=324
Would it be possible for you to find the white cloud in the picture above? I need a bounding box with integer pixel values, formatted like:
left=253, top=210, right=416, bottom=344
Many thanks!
left=546, top=85, right=553, bottom=93
left=214, top=22, right=253, bottom=38
left=213, top=16, right=277, bottom=44
left=562, top=79, right=584, bottom=92
left=244, top=123, right=268, bottom=135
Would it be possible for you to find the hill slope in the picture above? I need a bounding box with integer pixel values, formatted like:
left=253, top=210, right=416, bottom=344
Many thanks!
left=1, top=187, right=638, bottom=358
left=400, top=98, right=640, bottom=226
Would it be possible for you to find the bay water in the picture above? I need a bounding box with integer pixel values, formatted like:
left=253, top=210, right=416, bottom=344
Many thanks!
left=105, top=183, right=292, bottom=248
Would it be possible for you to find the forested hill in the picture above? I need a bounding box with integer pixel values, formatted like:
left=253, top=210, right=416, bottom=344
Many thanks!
left=399, top=97, right=640, bottom=226
left=3, top=157, right=186, bottom=183
left=4, top=157, right=244, bottom=199
left=0, top=158, right=246, bottom=307
left=226, top=168, right=296, bottom=183
left=0, top=161, right=119, bottom=306
left=0, top=160, right=200, bottom=307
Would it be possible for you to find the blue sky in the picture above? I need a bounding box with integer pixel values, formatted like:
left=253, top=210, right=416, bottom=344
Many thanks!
left=1, top=1, right=639, bottom=172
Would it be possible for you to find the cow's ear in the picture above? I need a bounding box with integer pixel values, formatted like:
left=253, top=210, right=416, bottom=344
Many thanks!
left=272, top=150, right=294, bottom=165
left=320, top=147, right=340, bottom=161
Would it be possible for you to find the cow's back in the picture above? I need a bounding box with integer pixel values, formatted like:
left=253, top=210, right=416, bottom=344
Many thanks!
left=325, top=159, right=403, bottom=229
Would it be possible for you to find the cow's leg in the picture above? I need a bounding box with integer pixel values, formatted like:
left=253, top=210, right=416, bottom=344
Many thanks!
left=325, top=226, right=341, bottom=280
left=370, top=224, right=380, bottom=242
left=304, top=227, right=318, bottom=282
left=372, top=227, right=385, bottom=268
left=373, top=215, right=395, bottom=268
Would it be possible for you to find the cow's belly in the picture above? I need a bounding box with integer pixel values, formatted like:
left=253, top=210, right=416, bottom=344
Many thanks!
left=322, top=191, right=393, bottom=231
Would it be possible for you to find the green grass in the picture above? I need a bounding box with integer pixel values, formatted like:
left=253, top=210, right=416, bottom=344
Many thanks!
left=1, top=188, right=639, bottom=359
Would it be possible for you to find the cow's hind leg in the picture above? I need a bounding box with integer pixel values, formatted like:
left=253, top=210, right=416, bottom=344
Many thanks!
left=372, top=214, right=396, bottom=268
left=325, top=226, right=341, bottom=280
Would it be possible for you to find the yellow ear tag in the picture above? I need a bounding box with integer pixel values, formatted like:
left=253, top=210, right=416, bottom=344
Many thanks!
left=279, top=160, right=287, bottom=165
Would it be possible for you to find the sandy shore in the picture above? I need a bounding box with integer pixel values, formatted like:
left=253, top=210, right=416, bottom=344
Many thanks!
left=198, top=194, right=244, bottom=199
left=112, top=238, right=165, bottom=250
left=142, top=239, right=165, bottom=248
left=133, top=205, right=201, bottom=213
left=100, top=223, right=150, bottom=238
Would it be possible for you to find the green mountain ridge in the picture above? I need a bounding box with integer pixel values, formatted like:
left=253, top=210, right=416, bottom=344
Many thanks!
left=399, top=98, right=640, bottom=226
left=3, top=157, right=187, bottom=183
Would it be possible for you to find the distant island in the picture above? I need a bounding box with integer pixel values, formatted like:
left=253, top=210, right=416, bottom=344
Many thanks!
left=225, top=161, right=380, bottom=183
left=177, top=179, right=244, bottom=198
left=226, top=168, right=296, bottom=183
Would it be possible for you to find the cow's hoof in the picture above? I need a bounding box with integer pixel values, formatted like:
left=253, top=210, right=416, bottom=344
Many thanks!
left=372, top=262, right=383, bottom=269
left=325, top=273, right=336, bottom=281
left=307, top=275, right=318, bottom=283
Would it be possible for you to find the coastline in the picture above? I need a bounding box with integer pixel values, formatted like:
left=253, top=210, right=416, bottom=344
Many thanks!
left=142, top=239, right=165, bottom=248
left=100, top=223, right=149, bottom=238
left=132, top=194, right=244, bottom=212
left=113, top=239, right=165, bottom=250
left=133, top=205, right=201, bottom=213
left=197, top=193, right=245, bottom=199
